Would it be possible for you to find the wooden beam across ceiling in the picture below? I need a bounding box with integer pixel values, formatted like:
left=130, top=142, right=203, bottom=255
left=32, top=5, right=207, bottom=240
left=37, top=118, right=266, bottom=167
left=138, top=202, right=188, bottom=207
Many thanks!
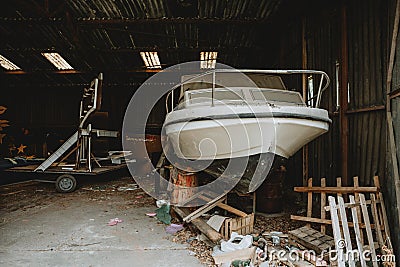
left=0, top=17, right=265, bottom=25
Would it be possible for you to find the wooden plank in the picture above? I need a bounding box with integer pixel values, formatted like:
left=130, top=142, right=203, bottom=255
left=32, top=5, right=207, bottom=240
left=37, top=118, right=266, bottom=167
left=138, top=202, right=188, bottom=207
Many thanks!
left=337, top=196, right=355, bottom=267
left=345, top=105, right=385, bottom=114
left=349, top=195, right=367, bottom=267
left=290, top=215, right=383, bottom=230
left=370, top=194, right=384, bottom=249
left=373, top=176, right=392, bottom=241
left=337, top=177, right=342, bottom=198
left=294, top=186, right=378, bottom=193
left=359, top=194, right=378, bottom=267
left=377, top=191, right=391, bottom=241
left=320, top=178, right=326, bottom=234
left=252, top=192, right=256, bottom=214
left=183, top=193, right=226, bottom=222
left=353, top=176, right=364, bottom=243
left=325, top=200, right=373, bottom=211
left=328, top=196, right=345, bottom=267
left=306, top=178, right=313, bottom=228
left=198, top=195, right=247, bottom=217
left=174, top=206, right=223, bottom=244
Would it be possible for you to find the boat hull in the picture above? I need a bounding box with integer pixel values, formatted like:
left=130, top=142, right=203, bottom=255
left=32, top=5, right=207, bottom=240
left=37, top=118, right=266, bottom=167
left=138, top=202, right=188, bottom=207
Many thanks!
left=164, top=116, right=328, bottom=159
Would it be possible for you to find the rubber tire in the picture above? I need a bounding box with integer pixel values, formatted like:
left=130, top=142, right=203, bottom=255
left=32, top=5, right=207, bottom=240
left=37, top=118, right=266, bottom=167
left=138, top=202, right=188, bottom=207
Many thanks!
left=55, top=174, right=77, bottom=193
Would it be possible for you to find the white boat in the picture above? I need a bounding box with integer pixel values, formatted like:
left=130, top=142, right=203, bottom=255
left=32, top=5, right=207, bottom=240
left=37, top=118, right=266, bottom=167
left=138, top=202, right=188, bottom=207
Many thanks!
left=163, top=70, right=331, bottom=161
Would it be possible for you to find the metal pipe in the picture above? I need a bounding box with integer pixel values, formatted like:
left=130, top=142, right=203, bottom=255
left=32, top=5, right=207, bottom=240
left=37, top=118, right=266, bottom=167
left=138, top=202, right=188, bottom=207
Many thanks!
left=316, top=74, right=324, bottom=107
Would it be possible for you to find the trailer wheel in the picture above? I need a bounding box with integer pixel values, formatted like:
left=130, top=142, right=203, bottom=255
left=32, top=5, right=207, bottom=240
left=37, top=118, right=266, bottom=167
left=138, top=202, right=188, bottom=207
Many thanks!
left=55, top=174, right=77, bottom=193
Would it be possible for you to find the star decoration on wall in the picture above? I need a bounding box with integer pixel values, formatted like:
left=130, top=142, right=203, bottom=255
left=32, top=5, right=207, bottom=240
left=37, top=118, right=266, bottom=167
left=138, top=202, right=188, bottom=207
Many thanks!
left=17, top=144, right=27, bottom=154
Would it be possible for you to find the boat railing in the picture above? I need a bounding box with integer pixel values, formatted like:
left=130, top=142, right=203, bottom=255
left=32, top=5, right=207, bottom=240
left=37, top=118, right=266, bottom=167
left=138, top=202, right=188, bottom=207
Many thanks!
left=166, top=69, right=330, bottom=113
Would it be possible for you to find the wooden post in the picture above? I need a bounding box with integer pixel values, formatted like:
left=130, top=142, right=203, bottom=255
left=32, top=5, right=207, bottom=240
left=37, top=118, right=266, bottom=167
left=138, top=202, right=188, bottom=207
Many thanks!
left=339, top=3, right=349, bottom=186
left=302, top=17, right=309, bottom=187
left=320, top=178, right=326, bottom=234
left=386, top=0, right=400, bottom=233
left=306, top=178, right=313, bottom=228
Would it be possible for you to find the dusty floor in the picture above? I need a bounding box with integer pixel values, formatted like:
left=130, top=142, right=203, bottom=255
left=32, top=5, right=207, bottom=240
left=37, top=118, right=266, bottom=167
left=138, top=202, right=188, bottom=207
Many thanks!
left=0, top=176, right=204, bottom=267
left=0, top=175, right=305, bottom=267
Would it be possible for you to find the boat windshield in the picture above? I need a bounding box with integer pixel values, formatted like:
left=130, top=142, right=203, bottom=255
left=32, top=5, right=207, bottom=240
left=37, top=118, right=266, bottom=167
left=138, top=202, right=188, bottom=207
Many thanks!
left=251, top=89, right=305, bottom=105
left=188, top=88, right=244, bottom=104
left=182, top=87, right=305, bottom=107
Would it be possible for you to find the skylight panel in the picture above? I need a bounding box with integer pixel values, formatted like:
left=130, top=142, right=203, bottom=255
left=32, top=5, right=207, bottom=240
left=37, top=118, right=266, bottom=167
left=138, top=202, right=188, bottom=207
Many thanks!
left=41, top=52, right=74, bottom=70
left=0, top=55, right=21, bottom=70
left=200, top=52, right=217, bottom=69
left=140, top=52, right=161, bottom=69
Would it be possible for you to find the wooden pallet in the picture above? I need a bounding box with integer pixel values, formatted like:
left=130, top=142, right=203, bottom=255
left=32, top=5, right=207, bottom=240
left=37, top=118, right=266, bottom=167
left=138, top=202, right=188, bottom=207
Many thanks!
left=288, top=226, right=335, bottom=254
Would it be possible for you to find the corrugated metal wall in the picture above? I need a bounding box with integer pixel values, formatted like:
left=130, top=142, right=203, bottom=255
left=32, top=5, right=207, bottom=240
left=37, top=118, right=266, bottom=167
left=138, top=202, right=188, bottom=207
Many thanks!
left=278, top=1, right=389, bottom=188
left=347, top=0, right=387, bottom=186
left=305, top=6, right=341, bottom=186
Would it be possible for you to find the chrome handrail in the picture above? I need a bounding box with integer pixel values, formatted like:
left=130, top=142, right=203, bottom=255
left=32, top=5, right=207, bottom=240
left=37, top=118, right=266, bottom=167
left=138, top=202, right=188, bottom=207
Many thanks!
left=165, top=69, right=330, bottom=112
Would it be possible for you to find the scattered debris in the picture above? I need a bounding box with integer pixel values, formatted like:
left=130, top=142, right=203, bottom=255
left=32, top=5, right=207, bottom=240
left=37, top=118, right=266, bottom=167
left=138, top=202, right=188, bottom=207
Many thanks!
left=1, top=189, right=24, bottom=195
left=82, top=185, right=115, bottom=192
left=107, top=218, right=123, bottom=226
left=117, top=184, right=139, bottom=191
left=156, top=203, right=172, bottom=225
left=220, top=232, right=253, bottom=252
left=165, top=223, right=184, bottom=234
left=146, top=212, right=157, bottom=217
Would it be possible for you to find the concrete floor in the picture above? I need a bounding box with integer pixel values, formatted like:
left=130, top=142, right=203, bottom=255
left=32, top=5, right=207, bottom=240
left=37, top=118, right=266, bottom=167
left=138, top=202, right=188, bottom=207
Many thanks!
left=0, top=178, right=204, bottom=267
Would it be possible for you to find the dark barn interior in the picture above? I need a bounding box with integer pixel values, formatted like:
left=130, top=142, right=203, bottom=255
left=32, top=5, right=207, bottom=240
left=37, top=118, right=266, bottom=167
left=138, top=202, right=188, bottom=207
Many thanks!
left=0, top=0, right=399, bottom=266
